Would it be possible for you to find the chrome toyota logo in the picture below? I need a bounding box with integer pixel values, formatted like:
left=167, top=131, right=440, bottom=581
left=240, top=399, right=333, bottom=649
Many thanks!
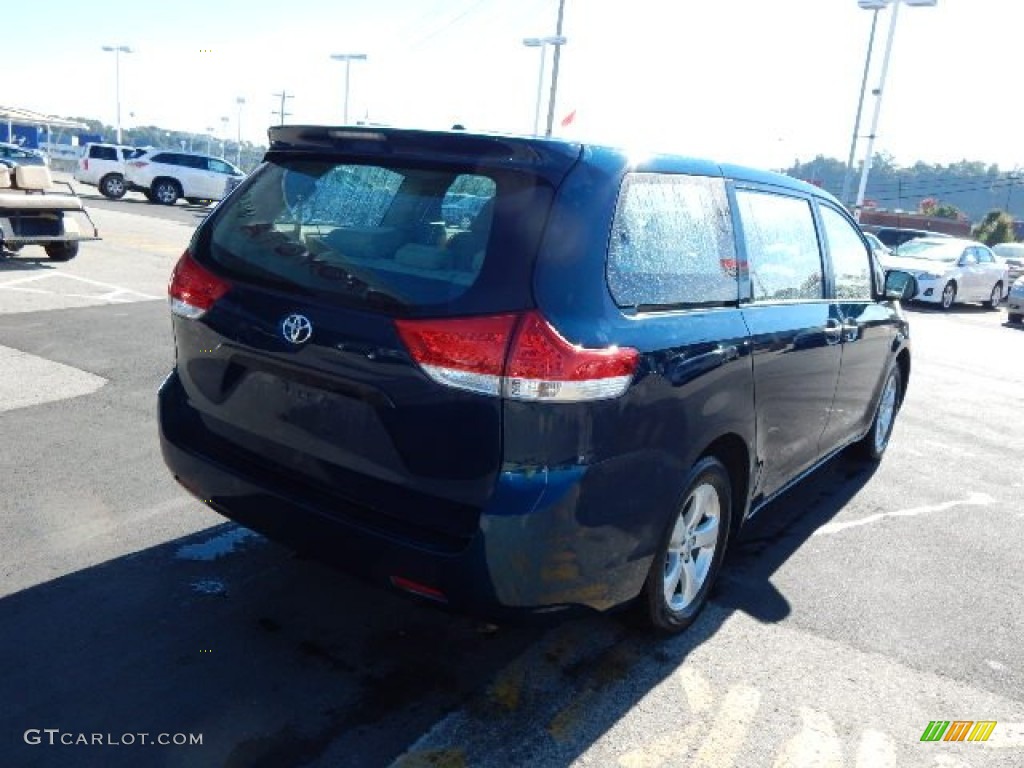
left=281, top=313, right=313, bottom=345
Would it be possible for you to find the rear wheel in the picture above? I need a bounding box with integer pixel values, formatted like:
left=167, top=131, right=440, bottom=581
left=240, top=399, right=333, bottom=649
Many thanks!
left=984, top=282, right=1003, bottom=309
left=855, top=362, right=902, bottom=461
left=1009, top=313, right=1022, bottom=324
left=45, top=241, right=79, bottom=261
left=99, top=174, right=127, bottom=199
left=940, top=281, right=957, bottom=310
left=641, top=456, right=732, bottom=634
left=152, top=179, right=181, bottom=206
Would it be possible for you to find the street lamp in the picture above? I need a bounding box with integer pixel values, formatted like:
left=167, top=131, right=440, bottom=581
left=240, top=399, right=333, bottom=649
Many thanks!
left=220, top=116, right=229, bottom=158
left=522, top=36, right=567, bottom=136
left=235, top=97, right=246, bottom=167
left=206, top=126, right=214, bottom=156
left=852, top=0, right=938, bottom=221
left=101, top=45, right=133, bottom=144
left=329, top=53, right=368, bottom=124
left=840, top=7, right=881, bottom=205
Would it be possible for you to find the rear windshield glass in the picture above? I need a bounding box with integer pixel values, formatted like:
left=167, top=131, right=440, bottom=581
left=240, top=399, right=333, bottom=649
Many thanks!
left=206, top=160, right=501, bottom=311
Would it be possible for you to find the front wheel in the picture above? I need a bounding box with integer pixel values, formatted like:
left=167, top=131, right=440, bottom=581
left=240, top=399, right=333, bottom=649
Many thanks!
left=641, top=457, right=732, bottom=634
left=940, top=281, right=957, bottom=310
left=1009, top=313, right=1022, bottom=324
left=985, top=282, right=1003, bottom=309
left=152, top=180, right=180, bottom=206
left=45, top=241, right=79, bottom=261
left=855, top=362, right=902, bottom=461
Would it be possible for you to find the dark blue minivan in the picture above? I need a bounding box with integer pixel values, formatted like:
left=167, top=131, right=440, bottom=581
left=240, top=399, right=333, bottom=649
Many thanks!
left=159, top=126, right=914, bottom=632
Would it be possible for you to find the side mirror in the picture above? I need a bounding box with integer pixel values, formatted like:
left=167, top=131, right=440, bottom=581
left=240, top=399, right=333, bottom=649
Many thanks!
left=884, top=270, right=917, bottom=301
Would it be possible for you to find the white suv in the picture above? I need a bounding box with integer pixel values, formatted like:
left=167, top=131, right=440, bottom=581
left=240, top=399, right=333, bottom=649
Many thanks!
left=124, top=150, right=244, bottom=206
left=74, top=143, right=141, bottom=199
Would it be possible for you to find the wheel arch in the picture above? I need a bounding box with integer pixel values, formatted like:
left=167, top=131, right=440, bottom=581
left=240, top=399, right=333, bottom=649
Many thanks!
left=895, top=348, right=911, bottom=408
left=698, top=433, right=751, bottom=542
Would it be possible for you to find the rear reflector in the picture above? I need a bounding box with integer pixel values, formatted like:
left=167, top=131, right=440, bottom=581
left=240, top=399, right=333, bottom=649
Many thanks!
left=168, top=250, right=231, bottom=319
left=390, top=576, right=448, bottom=603
left=396, top=311, right=638, bottom=402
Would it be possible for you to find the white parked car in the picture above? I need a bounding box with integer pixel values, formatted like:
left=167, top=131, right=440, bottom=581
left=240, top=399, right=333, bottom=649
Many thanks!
left=74, top=143, right=143, bottom=199
left=124, top=150, right=244, bottom=206
left=881, top=237, right=1008, bottom=310
left=1007, top=276, right=1024, bottom=324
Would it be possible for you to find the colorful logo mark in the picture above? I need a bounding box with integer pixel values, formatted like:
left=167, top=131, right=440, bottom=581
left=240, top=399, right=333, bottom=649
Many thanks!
left=920, top=720, right=997, bottom=742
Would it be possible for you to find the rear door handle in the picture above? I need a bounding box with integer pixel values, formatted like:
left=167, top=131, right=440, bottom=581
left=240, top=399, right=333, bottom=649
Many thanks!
left=823, top=318, right=843, bottom=345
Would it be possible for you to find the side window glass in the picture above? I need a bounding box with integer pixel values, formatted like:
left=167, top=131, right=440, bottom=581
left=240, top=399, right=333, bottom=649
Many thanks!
left=208, top=159, right=232, bottom=174
left=736, top=190, right=823, bottom=301
left=151, top=153, right=171, bottom=165
left=819, top=205, right=872, bottom=299
left=975, top=247, right=993, bottom=264
left=606, top=173, right=737, bottom=308
left=960, top=249, right=977, bottom=265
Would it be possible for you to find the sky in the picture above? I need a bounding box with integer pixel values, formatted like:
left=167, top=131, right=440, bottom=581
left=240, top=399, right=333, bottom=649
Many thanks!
left=4, top=0, right=1021, bottom=171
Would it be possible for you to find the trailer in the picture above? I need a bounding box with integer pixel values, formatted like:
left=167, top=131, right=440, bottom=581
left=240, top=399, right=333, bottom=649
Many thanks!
left=0, top=164, right=100, bottom=261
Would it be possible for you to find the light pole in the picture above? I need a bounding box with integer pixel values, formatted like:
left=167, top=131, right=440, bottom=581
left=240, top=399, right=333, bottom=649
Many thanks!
left=841, top=7, right=881, bottom=205
left=206, top=127, right=214, bottom=156
left=220, top=116, right=229, bottom=158
left=522, top=36, right=567, bottom=136
left=329, top=53, right=368, bottom=124
left=852, top=0, right=938, bottom=221
left=101, top=45, right=133, bottom=144
left=235, top=97, right=245, bottom=167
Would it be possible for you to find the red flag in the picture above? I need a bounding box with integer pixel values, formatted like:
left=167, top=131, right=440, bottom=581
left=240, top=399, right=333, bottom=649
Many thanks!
left=560, top=109, right=576, bottom=128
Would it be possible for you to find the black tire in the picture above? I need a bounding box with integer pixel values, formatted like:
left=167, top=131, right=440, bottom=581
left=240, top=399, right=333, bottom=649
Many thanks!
left=940, top=281, right=956, bottom=311
left=143, top=189, right=156, bottom=203
left=45, top=241, right=79, bottom=261
left=99, top=173, right=127, bottom=199
left=5, top=242, right=23, bottom=253
left=152, top=179, right=181, bottom=206
left=855, top=362, right=902, bottom=461
left=640, top=456, right=732, bottom=634
left=984, top=282, right=1003, bottom=309
left=1009, top=313, right=1022, bottom=324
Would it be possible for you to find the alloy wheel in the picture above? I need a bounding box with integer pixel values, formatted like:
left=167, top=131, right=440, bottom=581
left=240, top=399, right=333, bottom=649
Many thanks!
left=663, top=483, right=721, bottom=612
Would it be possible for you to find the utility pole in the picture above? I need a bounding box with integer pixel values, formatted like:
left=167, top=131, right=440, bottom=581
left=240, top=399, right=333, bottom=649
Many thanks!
left=543, top=0, right=566, bottom=137
left=271, top=90, right=294, bottom=126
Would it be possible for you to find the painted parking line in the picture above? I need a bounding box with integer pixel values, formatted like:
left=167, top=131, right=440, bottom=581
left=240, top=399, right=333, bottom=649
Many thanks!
left=812, top=492, right=996, bottom=536
left=0, top=344, right=106, bottom=414
left=0, top=271, right=160, bottom=301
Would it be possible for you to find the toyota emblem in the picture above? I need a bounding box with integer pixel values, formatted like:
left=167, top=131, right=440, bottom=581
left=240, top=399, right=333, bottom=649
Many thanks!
left=281, top=313, right=313, bottom=345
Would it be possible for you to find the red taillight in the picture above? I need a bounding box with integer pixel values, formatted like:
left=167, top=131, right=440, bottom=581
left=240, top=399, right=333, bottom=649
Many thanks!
left=82, top=158, right=89, bottom=171
left=504, top=311, right=639, bottom=401
left=168, top=250, right=231, bottom=319
left=395, top=314, right=517, bottom=396
left=396, top=311, right=638, bottom=402
left=128, top=160, right=148, bottom=169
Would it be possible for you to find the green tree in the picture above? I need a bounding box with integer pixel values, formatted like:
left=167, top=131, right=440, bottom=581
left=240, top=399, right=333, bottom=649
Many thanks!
left=972, top=210, right=1016, bottom=246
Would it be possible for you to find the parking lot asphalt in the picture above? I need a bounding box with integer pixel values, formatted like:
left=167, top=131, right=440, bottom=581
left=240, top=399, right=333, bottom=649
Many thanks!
left=1, top=201, right=1022, bottom=767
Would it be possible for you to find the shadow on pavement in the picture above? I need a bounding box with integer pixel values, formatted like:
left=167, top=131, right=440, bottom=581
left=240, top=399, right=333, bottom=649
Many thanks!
left=0, top=523, right=542, bottom=768
left=2, top=451, right=879, bottom=768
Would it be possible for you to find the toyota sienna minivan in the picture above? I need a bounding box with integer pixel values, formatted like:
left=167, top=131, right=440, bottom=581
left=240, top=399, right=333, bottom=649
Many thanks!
left=159, top=126, right=914, bottom=632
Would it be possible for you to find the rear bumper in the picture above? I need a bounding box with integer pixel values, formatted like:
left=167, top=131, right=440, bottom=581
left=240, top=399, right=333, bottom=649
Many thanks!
left=158, top=371, right=649, bottom=620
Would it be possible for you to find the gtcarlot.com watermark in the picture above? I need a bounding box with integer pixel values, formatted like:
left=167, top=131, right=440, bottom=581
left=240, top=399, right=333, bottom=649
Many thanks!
left=24, top=729, right=203, bottom=747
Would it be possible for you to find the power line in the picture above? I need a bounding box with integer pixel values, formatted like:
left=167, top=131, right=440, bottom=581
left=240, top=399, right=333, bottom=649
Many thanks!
left=271, top=90, right=293, bottom=126
left=408, top=0, right=493, bottom=50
